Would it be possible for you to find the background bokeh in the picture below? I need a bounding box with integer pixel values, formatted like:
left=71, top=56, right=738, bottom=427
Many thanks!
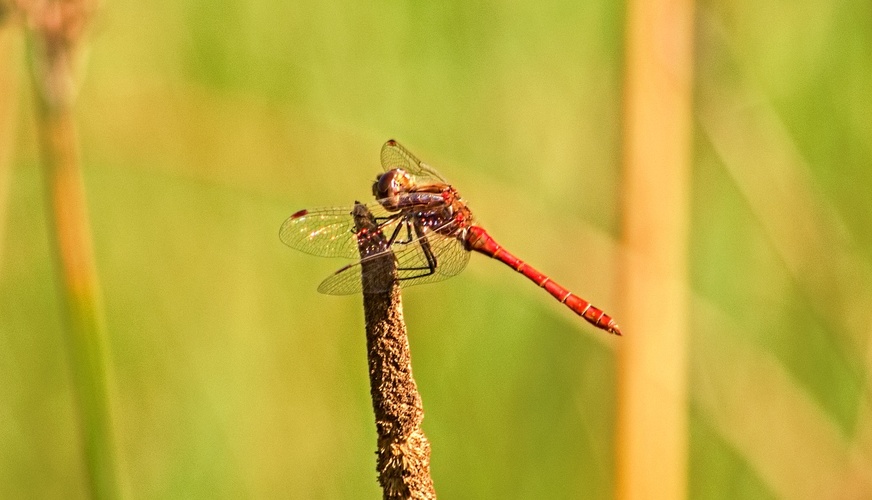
left=1, top=1, right=870, bottom=498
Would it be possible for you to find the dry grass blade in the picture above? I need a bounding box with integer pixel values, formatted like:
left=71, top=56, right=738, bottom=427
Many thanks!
left=698, top=65, right=872, bottom=493
left=698, top=80, right=872, bottom=345
left=354, top=203, right=436, bottom=499
left=692, top=298, right=872, bottom=498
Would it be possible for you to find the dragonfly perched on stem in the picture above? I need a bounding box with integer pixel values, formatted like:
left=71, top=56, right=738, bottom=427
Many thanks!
left=280, top=140, right=622, bottom=335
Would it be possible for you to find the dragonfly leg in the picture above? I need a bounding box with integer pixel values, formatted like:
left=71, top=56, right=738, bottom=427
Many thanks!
left=385, top=220, right=406, bottom=246
left=386, top=218, right=423, bottom=247
left=414, top=222, right=438, bottom=272
left=396, top=221, right=438, bottom=281
left=373, top=214, right=402, bottom=231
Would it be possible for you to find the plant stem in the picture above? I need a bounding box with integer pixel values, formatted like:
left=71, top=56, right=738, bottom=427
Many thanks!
left=0, top=22, right=20, bottom=269
left=20, top=1, right=121, bottom=498
left=615, top=0, right=696, bottom=497
left=353, top=202, right=436, bottom=499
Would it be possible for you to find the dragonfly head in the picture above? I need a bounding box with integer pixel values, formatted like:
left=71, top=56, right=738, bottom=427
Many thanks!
left=373, top=169, right=413, bottom=208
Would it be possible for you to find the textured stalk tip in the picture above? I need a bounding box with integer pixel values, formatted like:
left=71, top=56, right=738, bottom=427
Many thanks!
left=353, top=203, right=436, bottom=499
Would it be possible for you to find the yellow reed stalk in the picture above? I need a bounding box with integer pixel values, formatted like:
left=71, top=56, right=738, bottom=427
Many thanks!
left=615, top=0, right=696, bottom=498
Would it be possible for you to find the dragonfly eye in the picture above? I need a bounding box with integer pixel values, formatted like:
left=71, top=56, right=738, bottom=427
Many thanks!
left=373, top=174, right=390, bottom=199
left=373, top=169, right=411, bottom=199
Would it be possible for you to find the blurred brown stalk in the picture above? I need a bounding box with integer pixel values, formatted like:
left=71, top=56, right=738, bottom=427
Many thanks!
left=0, top=13, right=19, bottom=271
left=616, top=0, right=696, bottom=498
left=16, top=0, right=121, bottom=498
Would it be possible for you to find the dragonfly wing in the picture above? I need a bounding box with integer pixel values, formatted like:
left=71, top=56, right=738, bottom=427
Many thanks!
left=316, top=249, right=393, bottom=296
left=393, top=227, right=470, bottom=287
left=317, top=220, right=471, bottom=295
left=279, top=202, right=397, bottom=259
left=381, top=139, right=448, bottom=183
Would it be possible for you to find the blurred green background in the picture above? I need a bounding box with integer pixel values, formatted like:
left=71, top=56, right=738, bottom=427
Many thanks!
left=1, top=0, right=870, bottom=498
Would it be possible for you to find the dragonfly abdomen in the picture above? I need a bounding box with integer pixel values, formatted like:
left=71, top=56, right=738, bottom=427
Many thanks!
left=465, top=226, right=621, bottom=335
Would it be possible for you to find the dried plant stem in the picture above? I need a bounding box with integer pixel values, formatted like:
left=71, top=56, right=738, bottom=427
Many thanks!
left=19, top=1, right=121, bottom=498
left=37, top=98, right=120, bottom=500
left=0, top=26, right=19, bottom=270
left=353, top=203, right=436, bottom=500
left=615, top=0, right=695, bottom=498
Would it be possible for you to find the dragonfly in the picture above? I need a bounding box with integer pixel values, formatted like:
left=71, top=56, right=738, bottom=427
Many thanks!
left=280, top=140, right=621, bottom=335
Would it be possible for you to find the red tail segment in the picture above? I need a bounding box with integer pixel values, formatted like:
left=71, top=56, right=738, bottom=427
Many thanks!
left=464, top=226, right=621, bottom=335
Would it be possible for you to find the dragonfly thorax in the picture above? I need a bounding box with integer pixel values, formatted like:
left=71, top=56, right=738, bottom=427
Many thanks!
left=374, top=168, right=454, bottom=213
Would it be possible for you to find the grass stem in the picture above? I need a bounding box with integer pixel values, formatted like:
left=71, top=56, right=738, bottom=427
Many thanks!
left=19, top=1, right=121, bottom=498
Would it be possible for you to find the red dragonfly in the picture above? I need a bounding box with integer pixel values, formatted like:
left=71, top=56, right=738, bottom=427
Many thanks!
left=280, top=140, right=621, bottom=335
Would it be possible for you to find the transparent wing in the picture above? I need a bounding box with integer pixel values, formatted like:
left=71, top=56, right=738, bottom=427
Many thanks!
left=279, top=201, right=401, bottom=259
left=317, top=222, right=471, bottom=295
left=381, top=139, right=449, bottom=184
left=393, top=228, right=470, bottom=285
left=283, top=140, right=450, bottom=259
